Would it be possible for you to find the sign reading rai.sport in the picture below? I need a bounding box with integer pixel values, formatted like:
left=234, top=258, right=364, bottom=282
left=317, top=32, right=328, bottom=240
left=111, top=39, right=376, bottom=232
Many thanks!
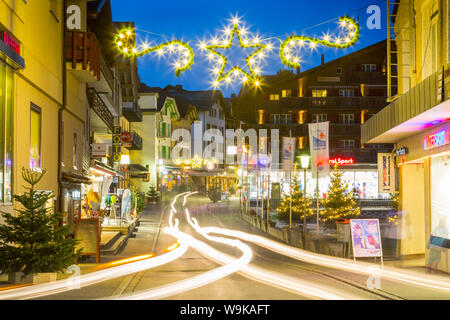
left=377, top=153, right=395, bottom=193
left=350, top=219, right=383, bottom=258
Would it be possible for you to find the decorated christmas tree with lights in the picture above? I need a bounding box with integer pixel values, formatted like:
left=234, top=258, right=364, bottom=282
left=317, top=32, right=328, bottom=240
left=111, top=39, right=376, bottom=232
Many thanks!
left=277, top=180, right=313, bottom=222
left=321, top=165, right=361, bottom=229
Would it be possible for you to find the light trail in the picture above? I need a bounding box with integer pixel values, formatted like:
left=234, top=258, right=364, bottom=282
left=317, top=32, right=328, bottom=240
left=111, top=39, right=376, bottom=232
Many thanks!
left=0, top=194, right=191, bottom=300
left=201, top=227, right=450, bottom=293
left=183, top=198, right=360, bottom=300
left=0, top=241, right=188, bottom=300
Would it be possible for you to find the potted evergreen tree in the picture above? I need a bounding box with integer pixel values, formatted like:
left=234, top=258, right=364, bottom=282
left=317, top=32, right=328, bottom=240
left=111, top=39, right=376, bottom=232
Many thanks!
left=0, top=168, right=82, bottom=284
left=146, top=185, right=160, bottom=204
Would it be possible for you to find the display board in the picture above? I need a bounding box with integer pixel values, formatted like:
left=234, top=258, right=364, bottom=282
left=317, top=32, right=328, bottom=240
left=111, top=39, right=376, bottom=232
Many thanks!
left=75, top=218, right=100, bottom=263
left=350, top=219, right=383, bottom=258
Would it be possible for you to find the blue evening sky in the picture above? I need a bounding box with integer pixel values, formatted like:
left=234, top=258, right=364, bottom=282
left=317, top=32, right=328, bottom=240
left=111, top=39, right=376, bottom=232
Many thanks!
left=111, top=0, right=387, bottom=97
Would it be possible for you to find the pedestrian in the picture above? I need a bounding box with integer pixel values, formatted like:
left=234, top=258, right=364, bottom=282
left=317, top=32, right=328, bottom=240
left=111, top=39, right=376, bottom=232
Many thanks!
left=427, top=217, right=448, bottom=273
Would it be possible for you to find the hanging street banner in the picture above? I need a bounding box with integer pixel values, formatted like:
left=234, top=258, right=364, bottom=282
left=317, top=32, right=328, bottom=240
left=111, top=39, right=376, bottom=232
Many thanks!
left=308, top=122, right=330, bottom=178
left=281, top=137, right=296, bottom=171
left=350, top=219, right=383, bottom=258
left=377, top=153, right=395, bottom=193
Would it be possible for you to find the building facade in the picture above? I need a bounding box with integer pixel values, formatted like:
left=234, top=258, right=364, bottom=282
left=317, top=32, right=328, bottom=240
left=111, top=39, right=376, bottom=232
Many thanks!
left=362, top=0, right=450, bottom=271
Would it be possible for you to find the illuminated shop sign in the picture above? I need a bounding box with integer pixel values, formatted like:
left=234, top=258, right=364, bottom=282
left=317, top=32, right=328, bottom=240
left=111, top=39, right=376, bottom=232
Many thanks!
left=329, top=157, right=355, bottom=165
left=1, top=31, right=20, bottom=55
left=423, top=130, right=450, bottom=150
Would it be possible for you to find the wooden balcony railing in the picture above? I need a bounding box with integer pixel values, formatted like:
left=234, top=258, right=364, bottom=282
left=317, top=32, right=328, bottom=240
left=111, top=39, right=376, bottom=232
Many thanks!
left=66, top=31, right=101, bottom=81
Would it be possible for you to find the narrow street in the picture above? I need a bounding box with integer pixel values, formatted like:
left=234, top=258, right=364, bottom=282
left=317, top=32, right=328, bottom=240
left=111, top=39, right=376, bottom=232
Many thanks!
left=29, top=194, right=450, bottom=301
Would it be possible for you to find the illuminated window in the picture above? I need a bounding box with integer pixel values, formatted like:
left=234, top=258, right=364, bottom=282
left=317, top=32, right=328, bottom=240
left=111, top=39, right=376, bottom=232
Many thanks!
left=0, top=62, right=13, bottom=203
left=282, top=90, right=292, bottom=98
left=30, top=104, right=41, bottom=170
left=312, top=90, right=327, bottom=97
left=270, top=94, right=280, bottom=101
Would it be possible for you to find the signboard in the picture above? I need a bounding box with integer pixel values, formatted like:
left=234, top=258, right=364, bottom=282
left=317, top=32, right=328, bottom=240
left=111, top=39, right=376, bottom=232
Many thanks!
left=329, top=157, right=355, bottom=165
left=395, top=147, right=409, bottom=156
left=91, top=143, right=109, bottom=158
left=378, top=153, right=395, bottom=193
left=112, top=126, right=122, bottom=163
left=350, top=219, right=383, bottom=258
left=74, top=218, right=100, bottom=263
left=423, top=129, right=450, bottom=150
left=1, top=31, right=20, bottom=55
left=66, top=1, right=87, bottom=31
left=308, top=122, right=330, bottom=178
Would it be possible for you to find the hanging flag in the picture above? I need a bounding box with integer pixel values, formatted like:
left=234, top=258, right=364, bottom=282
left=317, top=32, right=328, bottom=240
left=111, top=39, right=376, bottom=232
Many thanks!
left=308, top=122, right=330, bottom=178
left=281, top=137, right=296, bottom=171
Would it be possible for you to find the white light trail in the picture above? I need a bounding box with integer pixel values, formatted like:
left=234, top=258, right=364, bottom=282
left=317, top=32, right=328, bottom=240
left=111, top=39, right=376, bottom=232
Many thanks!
left=202, top=227, right=450, bottom=293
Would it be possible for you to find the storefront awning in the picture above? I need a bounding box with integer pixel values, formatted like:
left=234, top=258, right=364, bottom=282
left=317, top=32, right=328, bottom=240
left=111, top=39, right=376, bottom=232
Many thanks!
left=0, top=39, right=25, bottom=69
left=62, top=171, right=92, bottom=185
left=128, top=164, right=148, bottom=172
left=90, top=162, right=117, bottom=176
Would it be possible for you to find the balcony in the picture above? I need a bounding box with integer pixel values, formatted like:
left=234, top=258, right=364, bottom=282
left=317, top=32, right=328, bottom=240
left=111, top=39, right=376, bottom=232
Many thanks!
left=123, top=102, right=143, bottom=122
left=346, top=71, right=386, bottom=84
left=66, top=31, right=101, bottom=82
left=125, top=131, right=143, bottom=151
left=303, top=96, right=387, bottom=109
left=87, top=88, right=114, bottom=131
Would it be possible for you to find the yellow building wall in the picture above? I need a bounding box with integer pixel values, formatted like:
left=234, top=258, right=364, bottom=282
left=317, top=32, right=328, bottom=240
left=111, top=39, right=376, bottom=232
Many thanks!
left=399, top=163, right=426, bottom=256
left=0, top=1, right=63, bottom=202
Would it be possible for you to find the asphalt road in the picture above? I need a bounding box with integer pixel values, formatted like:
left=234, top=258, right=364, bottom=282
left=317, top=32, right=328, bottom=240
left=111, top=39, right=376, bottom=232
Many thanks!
left=32, top=194, right=450, bottom=300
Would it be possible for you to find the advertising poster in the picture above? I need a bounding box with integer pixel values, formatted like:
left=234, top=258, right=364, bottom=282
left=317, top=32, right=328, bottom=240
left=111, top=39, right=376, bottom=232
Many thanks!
left=350, top=219, right=383, bottom=258
left=377, top=153, right=396, bottom=193
left=308, top=122, right=330, bottom=178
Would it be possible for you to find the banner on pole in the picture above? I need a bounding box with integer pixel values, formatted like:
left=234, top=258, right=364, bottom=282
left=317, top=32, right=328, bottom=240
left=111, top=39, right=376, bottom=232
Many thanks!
left=308, top=122, right=329, bottom=178
left=281, top=137, right=296, bottom=171
left=377, top=153, right=396, bottom=193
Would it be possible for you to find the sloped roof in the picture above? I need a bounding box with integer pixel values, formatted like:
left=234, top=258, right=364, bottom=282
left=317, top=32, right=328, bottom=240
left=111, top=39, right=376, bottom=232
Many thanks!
left=163, top=86, right=226, bottom=112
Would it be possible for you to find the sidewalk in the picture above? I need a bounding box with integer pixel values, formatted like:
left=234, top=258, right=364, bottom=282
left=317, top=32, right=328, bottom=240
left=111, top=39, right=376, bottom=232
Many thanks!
left=0, top=197, right=172, bottom=289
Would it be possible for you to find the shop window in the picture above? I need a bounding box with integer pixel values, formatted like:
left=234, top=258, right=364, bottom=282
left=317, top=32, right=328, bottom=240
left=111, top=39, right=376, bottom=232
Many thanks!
left=0, top=63, right=13, bottom=203
left=30, top=104, right=42, bottom=170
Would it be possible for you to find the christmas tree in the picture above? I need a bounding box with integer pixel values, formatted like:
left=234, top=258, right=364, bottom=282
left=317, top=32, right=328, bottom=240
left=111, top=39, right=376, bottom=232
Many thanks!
left=146, top=185, right=160, bottom=204
left=277, top=179, right=313, bottom=222
left=321, top=165, right=361, bottom=229
left=131, top=186, right=145, bottom=213
left=0, top=168, right=82, bottom=276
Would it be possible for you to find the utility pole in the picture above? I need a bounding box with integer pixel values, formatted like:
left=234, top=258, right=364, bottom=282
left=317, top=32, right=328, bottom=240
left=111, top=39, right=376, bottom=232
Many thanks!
left=303, top=168, right=307, bottom=248
left=289, top=130, right=293, bottom=229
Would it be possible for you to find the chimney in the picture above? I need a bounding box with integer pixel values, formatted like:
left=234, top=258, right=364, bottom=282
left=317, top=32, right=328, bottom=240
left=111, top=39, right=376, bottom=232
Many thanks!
left=321, top=54, right=325, bottom=65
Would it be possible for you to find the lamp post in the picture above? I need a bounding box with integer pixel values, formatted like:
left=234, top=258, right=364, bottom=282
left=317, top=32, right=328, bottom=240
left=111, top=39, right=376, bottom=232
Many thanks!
left=300, top=153, right=310, bottom=249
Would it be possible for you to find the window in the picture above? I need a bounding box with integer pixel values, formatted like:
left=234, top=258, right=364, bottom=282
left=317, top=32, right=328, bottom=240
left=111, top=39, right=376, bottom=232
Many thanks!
left=340, top=114, right=355, bottom=124
left=362, top=64, right=377, bottom=72
left=339, top=89, right=354, bottom=97
left=270, top=94, right=280, bottom=101
left=312, top=114, right=327, bottom=123
left=339, top=140, right=355, bottom=148
left=73, top=132, right=78, bottom=170
left=282, top=90, right=292, bottom=98
left=0, top=62, right=13, bottom=203
left=336, top=67, right=343, bottom=74
left=271, top=114, right=292, bottom=124
left=312, top=90, right=327, bottom=97
left=30, top=104, right=42, bottom=170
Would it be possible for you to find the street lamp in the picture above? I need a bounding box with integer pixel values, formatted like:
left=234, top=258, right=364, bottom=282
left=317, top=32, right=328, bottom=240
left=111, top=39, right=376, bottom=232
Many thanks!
left=299, top=153, right=310, bottom=249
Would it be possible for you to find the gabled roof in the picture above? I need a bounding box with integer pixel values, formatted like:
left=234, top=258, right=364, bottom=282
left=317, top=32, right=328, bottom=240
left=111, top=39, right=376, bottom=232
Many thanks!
left=162, top=85, right=226, bottom=112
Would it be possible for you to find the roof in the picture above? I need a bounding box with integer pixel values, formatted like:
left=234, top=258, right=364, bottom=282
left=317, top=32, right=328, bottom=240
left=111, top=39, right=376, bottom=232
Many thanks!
left=162, top=85, right=226, bottom=112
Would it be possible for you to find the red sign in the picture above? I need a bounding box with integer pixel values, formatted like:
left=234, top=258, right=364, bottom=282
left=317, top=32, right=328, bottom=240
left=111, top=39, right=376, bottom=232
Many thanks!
left=143, top=172, right=150, bottom=182
left=120, top=164, right=128, bottom=172
left=329, top=157, right=355, bottom=165
left=2, top=32, right=20, bottom=55
left=121, top=132, right=133, bottom=143
left=423, top=130, right=450, bottom=150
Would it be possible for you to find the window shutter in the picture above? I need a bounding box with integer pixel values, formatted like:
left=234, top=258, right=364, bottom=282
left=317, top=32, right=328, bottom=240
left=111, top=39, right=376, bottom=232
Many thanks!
left=291, top=112, right=298, bottom=124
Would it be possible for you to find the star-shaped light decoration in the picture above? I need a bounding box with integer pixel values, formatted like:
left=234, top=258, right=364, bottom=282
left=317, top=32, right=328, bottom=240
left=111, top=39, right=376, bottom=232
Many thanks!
left=200, top=17, right=271, bottom=88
